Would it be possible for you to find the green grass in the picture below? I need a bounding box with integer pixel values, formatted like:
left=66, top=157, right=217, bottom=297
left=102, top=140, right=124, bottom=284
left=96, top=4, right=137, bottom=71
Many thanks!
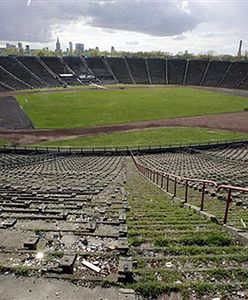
left=35, top=127, right=248, bottom=147
left=0, top=139, right=7, bottom=146
left=126, top=158, right=248, bottom=299
left=16, top=86, right=248, bottom=129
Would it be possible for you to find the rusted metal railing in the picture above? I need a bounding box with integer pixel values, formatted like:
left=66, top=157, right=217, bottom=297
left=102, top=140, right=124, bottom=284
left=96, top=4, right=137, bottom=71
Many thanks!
left=217, top=185, right=248, bottom=224
left=131, top=153, right=248, bottom=225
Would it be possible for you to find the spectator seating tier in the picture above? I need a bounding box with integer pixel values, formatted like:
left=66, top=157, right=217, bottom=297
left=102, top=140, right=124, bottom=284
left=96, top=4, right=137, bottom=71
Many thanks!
left=17, top=56, right=61, bottom=87
left=202, top=61, right=231, bottom=87
left=0, top=56, right=43, bottom=88
left=167, top=59, right=187, bottom=85
left=147, top=58, right=166, bottom=84
left=126, top=58, right=149, bottom=84
left=184, top=60, right=209, bottom=86
left=105, top=57, right=133, bottom=84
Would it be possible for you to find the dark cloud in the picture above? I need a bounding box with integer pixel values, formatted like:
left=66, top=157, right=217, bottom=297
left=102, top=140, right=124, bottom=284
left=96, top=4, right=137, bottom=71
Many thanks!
left=0, top=0, right=202, bottom=42
left=84, top=1, right=201, bottom=36
left=0, top=0, right=247, bottom=43
left=0, top=0, right=84, bottom=42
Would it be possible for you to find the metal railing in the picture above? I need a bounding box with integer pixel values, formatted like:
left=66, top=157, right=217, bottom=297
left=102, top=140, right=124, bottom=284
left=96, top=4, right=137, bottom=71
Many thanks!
left=217, top=185, right=248, bottom=224
left=131, top=153, right=248, bottom=225
left=0, top=138, right=247, bottom=155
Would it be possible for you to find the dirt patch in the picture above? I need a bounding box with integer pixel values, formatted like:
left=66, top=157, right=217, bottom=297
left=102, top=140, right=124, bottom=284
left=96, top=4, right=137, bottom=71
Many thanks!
left=0, top=275, right=120, bottom=300
left=0, top=111, right=247, bottom=145
left=0, top=96, right=34, bottom=129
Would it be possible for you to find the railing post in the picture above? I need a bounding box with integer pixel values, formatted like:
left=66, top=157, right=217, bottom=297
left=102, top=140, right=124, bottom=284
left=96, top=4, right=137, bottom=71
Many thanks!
left=185, top=180, right=188, bottom=203
left=200, top=182, right=206, bottom=211
left=224, top=188, right=232, bottom=224
left=166, top=175, right=169, bottom=192
left=156, top=172, right=159, bottom=185
left=173, top=177, right=177, bottom=197
left=161, top=174, right=164, bottom=189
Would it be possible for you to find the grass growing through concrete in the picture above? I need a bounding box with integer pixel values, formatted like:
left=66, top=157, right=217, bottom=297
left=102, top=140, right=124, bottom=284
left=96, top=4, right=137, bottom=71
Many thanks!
left=35, top=127, right=248, bottom=148
left=168, top=182, right=248, bottom=230
left=16, top=86, right=248, bottom=128
left=126, top=158, right=248, bottom=299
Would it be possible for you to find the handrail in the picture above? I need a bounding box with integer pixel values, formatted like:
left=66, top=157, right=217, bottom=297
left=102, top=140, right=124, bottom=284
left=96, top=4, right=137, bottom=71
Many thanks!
left=217, top=185, right=248, bottom=224
left=131, top=153, right=247, bottom=224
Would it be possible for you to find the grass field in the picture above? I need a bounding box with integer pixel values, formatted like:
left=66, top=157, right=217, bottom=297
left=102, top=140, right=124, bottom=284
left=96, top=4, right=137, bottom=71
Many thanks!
left=37, top=127, right=248, bottom=147
left=0, top=139, right=6, bottom=146
left=17, top=87, right=248, bottom=129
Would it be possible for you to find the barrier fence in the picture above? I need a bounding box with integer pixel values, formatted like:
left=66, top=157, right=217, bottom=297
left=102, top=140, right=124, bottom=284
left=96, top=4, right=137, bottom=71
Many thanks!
left=131, top=152, right=248, bottom=225
left=0, top=138, right=247, bottom=155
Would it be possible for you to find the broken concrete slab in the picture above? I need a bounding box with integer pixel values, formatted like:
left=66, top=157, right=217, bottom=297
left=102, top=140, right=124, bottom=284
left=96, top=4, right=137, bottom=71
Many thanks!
left=59, top=254, right=77, bottom=274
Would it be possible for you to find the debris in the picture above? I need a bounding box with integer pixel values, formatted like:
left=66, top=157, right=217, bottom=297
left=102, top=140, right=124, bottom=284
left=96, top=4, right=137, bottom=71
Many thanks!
left=24, top=236, right=40, bottom=250
left=241, top=219, right=247, bottom=228
left=165, top=262, right=173, bottom=268
left=59, top=254, right=77, bottom=274
left=82, top=259, right=101, bottom=273
left=79, top=238, right=88, bottom=246
left=118, top=257, right=133, bottom=282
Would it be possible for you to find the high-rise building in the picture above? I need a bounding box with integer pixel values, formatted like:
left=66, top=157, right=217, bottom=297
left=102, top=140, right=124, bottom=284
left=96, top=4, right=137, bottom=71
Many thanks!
left=6, top=43, right=16, bottom=49
left=56, top=37, right=61, bottom=52
left=75, top=43, right=84, bottom=53
left=25, top=45, right=30, bottom=54
left=69, top=41, right=73, bottom=53
left=111, top=46, right=115, bottom=53
left=18, top=42, right=23, bottom=53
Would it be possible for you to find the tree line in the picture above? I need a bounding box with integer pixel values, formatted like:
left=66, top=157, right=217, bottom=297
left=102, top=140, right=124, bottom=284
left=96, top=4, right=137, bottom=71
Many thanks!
left=1, top=47, right=248, bottom=61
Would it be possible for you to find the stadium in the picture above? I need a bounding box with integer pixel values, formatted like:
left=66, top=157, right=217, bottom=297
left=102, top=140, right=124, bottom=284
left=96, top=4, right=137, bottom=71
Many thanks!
left=0, top=54, right=247, bottom=300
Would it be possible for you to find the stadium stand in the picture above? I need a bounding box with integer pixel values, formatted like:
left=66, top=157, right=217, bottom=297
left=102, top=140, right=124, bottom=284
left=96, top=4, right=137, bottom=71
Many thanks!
left=184, top=59, right=209, bottom=86
left=147, top=58, right=166, bottom=84
left=167, top=59, right=187, bottom=85
left=202, top=60, right=232, bottom=87
left=0, top=56, right=43, bottom=88
left=63, top=56, right=97, bottom=84
left=40, top=56, right=81, bottom=86
left=220, top=61, right=248, bottom=89
left=0, top=56, right=248, bottom=92
left=238, top=74, right=248, bottom=90
left=126, top=58, right=149, bottom=84
left=105, top=57, right=133, bottom=84
left=85, top=57, right=115, bottom=84
left=0, top=64, right=30, bottom=90
left=17, top=56, right=61, bottom=87
left=0, top=81, right=14, bottom=92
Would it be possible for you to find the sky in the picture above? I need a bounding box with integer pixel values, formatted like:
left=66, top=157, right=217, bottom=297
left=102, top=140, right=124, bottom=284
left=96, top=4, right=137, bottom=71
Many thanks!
left=0, top=0, right=247, bottom=55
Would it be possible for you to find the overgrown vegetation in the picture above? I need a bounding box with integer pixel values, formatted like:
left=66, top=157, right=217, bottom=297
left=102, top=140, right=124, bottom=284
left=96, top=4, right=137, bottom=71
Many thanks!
left=125, top=158, right=248, bottom=299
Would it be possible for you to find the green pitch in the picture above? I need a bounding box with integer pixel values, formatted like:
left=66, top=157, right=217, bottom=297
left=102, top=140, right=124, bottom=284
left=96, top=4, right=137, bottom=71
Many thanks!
left=37, top=127, right=248, bottom=148
left=16, top=87, right=248, bottom=129
left=0, top=139, right=6, bottom=146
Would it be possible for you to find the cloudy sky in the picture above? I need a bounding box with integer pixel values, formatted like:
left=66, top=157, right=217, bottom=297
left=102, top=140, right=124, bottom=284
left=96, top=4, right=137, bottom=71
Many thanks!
left=0, top=0, right=247, bottom=54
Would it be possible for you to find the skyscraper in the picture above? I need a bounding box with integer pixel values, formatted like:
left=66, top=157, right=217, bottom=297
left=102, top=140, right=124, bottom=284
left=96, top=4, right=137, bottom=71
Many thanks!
left=25, top=45, right=30, bottom=54
left=56, top=37, right=61, bottom=52
left=69, top=41, right=73, bottom=53
left=75, top=43, right=84, bottom=53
